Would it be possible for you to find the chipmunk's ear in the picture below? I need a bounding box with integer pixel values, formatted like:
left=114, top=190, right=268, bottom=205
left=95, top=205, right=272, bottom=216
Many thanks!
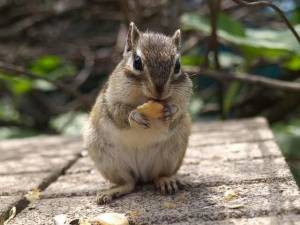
left=124, top=22, right=140, bottom=54
left=172, top=29, right=181, bottom=51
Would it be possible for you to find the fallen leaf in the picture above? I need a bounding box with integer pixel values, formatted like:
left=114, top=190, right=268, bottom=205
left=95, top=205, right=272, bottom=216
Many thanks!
left=25, top=188, right=41, bottom=202
left=162, top=202, right=176, bottom=209
left=127, top=210, right=140, bottom=219
left=4, top=206, right=16, bottom=225
left=227, top=204, right=243, bottom=209
left=79, top=219, right=91, bottom=225
left=224, top=190, right=239, bottom=201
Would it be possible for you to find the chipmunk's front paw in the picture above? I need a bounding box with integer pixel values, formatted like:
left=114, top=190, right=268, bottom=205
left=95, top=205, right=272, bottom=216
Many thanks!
left=129, top=110, right=150, bottom=129
left=162, top=104, right=178, bottom=122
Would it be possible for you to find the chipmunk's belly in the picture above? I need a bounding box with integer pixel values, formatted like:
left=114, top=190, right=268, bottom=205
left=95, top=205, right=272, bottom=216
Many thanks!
left=97, top=120, right=178, bottom=182
left=112, top=120, right=170, bottom=148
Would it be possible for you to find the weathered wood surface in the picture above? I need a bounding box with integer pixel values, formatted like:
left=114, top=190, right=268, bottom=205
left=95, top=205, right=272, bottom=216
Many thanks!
left=0, top=117, right=299, bottom=224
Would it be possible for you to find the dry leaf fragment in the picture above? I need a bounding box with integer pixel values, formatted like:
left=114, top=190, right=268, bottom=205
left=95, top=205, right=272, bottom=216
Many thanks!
left=224, top=190, right=239, bottom=201
left=94, top=213, right=129, bottom=225
left=127, top=210, right=140, bottom=219
left=3, top=206, right=16, bottom=225
left=227, top=204, right=243, bottom=209
left=162, top=201, right=176, bottom=209
left=53, top=214, right=67, bottom=225
left=137, top=101, right=164, bottom=119
left=175, top=193, right=188, bottom=203
left=79, top=219, right=91, bottom=225
left=25, top=188, right=41, bottom=202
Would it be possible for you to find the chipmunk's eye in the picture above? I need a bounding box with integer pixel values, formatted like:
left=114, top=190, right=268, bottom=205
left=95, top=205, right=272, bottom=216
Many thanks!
left=133, top=55, right=143, bottom=71
left=174, top=58, right=181, bottom=74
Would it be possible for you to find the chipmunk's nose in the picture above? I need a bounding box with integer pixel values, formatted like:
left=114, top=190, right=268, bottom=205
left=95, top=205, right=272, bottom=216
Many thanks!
left=155, top=84, right=164, bottom=99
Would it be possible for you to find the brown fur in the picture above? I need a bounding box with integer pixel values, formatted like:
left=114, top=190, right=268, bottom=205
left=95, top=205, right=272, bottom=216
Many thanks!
left=84, top=22, right=193, bottom=204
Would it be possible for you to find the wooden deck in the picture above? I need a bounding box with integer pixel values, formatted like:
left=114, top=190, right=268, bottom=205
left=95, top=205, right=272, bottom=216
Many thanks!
left=1, top=117, right=300, bottom=224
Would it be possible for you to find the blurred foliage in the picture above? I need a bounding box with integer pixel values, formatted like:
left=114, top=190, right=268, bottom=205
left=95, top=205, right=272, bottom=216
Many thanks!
left=273, top=118, right=300, bottom=159
left=29, top=55, right=76, bottom=80
left=0, top=55, right=76, bottom=95
left=0, top=127, right=38, bottom=140
left=272, top=117, right=300, bottom=185
left=291, top=7, right=300, bottom=24
left=50, top=112, right=88, bottom=136
left=181, top=12, right=300, bottom=60
left=180, top=8, right=300, bottom=118
left=179, top=1, right=300, bottom=186
left=0, top=54, right=79, bottom=139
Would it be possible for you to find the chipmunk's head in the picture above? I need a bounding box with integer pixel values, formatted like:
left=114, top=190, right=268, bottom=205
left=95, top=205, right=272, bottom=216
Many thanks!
left=122, top=22, right=189, bottom=101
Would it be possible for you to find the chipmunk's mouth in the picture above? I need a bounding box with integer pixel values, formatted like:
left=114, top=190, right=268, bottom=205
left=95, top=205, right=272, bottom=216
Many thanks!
left=143, top=85, right=171, bottom=102
left=148, top=96, right=170, bottom=103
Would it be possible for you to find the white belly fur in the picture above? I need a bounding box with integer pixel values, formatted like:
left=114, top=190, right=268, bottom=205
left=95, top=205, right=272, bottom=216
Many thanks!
left=97, top=119, right=171, bottom=182
left=102, top=119, right=170, bottom=149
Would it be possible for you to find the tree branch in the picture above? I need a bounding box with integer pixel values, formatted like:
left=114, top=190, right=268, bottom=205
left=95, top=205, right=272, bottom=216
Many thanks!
left=231, top=0, right=300, bottom=45
left=187, top=69, right=300, bottom=93
left=208, top=0, right=221, bottom=70
left=71, top=47, right=95, bottom=89
left=0, top=120, right=32, bottom=129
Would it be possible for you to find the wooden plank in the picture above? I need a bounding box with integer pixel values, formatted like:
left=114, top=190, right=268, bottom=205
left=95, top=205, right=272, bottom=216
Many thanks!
left=1, top=117, right=299, bottom=224
left=202, top=215, right=300, bottom=225
left=0, top=173, right=50, bottom=195
left=189, top=127, right=273, bottom=147
left=0, top=155, right=76, bottom=175
left=41, top=155, right=292, bottom=197
left=191, top=117, right=268, bottom=133
left=0, top=136, right=82, bottom=223
left=0, top=196, right=20, bottom=218
left=10, top=180, right=300, bottom=224
left=186, top=140, right=281, bottom=161
left=66, top=140, right=282, bottom=175
left=0, top=136, right=82, bottom=162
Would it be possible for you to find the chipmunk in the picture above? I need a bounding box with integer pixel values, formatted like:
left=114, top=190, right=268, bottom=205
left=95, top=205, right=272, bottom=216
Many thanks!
left=84, top=22, right=193, bottom=204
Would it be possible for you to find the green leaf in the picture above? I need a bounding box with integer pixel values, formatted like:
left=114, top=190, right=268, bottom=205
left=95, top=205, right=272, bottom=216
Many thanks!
left=50, top=112, right=88, bottom=136
left=291, top=7, right=300, bottom=25
left=0, top=98, right=19, bottom=120
left=0, top=73, right=33, bottom=95
left=284, top=56, right=300, bottom=71
left=181, top=12, right=300, bottom=58
left=272, top=117, right=300, bottom=159
left=181, top=13, right=211, bottom=34
left=181, top=12, right=246, bottom=37
left=217, top=13, right=246, bottom=37
left=0, top=127, right=38, bottom=140
left=29, top=55, right=76, bottom=80
left=30, top=55, right=62, bottom=75
left=240, top=46, right=290, bottom=61
left=181, top=55, right=204, bottom=66
left=224, top=81, right=240, bottom=115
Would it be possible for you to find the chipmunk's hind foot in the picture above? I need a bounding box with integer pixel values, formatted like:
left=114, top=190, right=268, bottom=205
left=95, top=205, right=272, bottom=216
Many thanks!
left=154, top=176, right=186, bottom=195
left=96, top=183, right=135, bottom=205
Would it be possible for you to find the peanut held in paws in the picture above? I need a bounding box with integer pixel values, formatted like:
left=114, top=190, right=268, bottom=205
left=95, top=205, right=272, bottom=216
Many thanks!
left=137, top=100, right=164, bottom=119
